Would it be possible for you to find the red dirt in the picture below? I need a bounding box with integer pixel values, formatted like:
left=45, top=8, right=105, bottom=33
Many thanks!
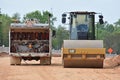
left=104, top=55, right=120, bottom=68
left=0, top=55, right=120, bottom=80
left=0, top=52, right=9, bottom=57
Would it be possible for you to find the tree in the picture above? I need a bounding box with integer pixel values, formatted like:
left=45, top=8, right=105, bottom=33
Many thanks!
left=95, top=22, right=110, bottom=40
left=114, top=19, right=120, bottom=27
left=11, top=13, right=21, bottom=23
left=52, top=25, right=69, bottom=49
left=23, top=10, right=56, bottom=24
left=12, top=13, right=20, bottom=20
left=23, top=10, right=42, bottom=22
left=97, top=19, right=120, bottom=54
left=106, top=24, right=114, bottom=33
left=104, top=33, right=120, bottom=54
left=0, top=14, right=11, bottom=46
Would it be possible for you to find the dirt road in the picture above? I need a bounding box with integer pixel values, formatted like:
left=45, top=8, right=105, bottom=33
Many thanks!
left=0, top=57, right=120, bottom=80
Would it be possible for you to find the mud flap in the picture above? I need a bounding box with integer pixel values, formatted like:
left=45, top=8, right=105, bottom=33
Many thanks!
left=10, top=56, right=21, bottom=65
left=40, top=57, right=51, bottom=65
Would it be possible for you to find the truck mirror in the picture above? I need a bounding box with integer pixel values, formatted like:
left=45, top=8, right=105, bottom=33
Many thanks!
left=52, top=30, right=56, bottom=37
left=62, top=18, right=66, bottom=23
left=99, top=15, right=104, bottom=24
left=99, top=19, right=104, bottom=24
left=62, top=14, right=67, bottom=24
left=62, top=13, right=67, bottom=17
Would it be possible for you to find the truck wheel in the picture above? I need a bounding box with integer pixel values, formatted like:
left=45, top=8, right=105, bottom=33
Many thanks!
left=40, top=57, right=51, bottom=65
left=10, top=56, right=21, bottom=65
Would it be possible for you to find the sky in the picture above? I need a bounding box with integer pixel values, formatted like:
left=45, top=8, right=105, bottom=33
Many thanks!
left=1, top=0, right=120, bottom=27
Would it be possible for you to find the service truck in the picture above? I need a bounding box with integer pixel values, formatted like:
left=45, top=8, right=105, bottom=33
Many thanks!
left=9, top=18, right=54, bottom=65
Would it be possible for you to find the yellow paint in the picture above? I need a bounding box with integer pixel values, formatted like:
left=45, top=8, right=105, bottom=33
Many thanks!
left=63, top=48, right=105, bottom=54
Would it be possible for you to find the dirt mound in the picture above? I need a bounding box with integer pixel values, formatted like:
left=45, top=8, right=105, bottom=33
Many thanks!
left=0, top=52, right=9, bottom=57
left=104, top=55, right=120, bottom=68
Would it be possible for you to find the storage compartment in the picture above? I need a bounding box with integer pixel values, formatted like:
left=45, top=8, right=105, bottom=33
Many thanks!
left=10, top=29, right=49, bottom=53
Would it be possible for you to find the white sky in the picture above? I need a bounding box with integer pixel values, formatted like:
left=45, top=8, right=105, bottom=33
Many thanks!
left=1, top=0, right=120, bottom=26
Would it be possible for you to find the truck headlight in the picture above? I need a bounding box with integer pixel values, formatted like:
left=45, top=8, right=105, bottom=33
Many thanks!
left=69, top=49, right=75, bottom=53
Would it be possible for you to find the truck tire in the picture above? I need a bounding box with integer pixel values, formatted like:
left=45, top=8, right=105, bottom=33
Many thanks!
left=40, top=57, right=51, bottom=65
left=10, top=56, right=21, bottom=65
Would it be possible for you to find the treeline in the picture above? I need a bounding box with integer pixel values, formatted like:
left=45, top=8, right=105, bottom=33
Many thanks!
left=0, top=14, right=11, bottom=46
left=0, top=10, right=120, bottom=54
left=96, top=20, right=120, bottom=54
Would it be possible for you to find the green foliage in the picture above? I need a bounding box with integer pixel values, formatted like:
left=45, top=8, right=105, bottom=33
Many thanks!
left=106, top=24, right=114, bottom=33
left=104, top=33, right=120, bottom=54
left=23, top=10, right=56, bottom=24
left=114, top=19, right=120, bottom=27
left=96, top=21, right=120, bottom=54
left=12, top=13, right=20, bottom=20
left=96, top=23, right=109, bottom=40
left=52, top=25, right=69, bottom=49
left=0, top=14, right=11, bottom=46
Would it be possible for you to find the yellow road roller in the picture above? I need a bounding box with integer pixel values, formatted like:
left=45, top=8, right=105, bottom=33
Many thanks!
left=62, top=11, right=105, bottom=68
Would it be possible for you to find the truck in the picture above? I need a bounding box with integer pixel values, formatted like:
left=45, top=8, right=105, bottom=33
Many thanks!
left=62, top=11, right=105, bottom=68
left=9, top=18, right=54, bottom=65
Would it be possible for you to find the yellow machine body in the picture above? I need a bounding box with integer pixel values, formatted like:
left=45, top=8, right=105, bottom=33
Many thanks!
left=62, top=40, right=105, bottom=68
